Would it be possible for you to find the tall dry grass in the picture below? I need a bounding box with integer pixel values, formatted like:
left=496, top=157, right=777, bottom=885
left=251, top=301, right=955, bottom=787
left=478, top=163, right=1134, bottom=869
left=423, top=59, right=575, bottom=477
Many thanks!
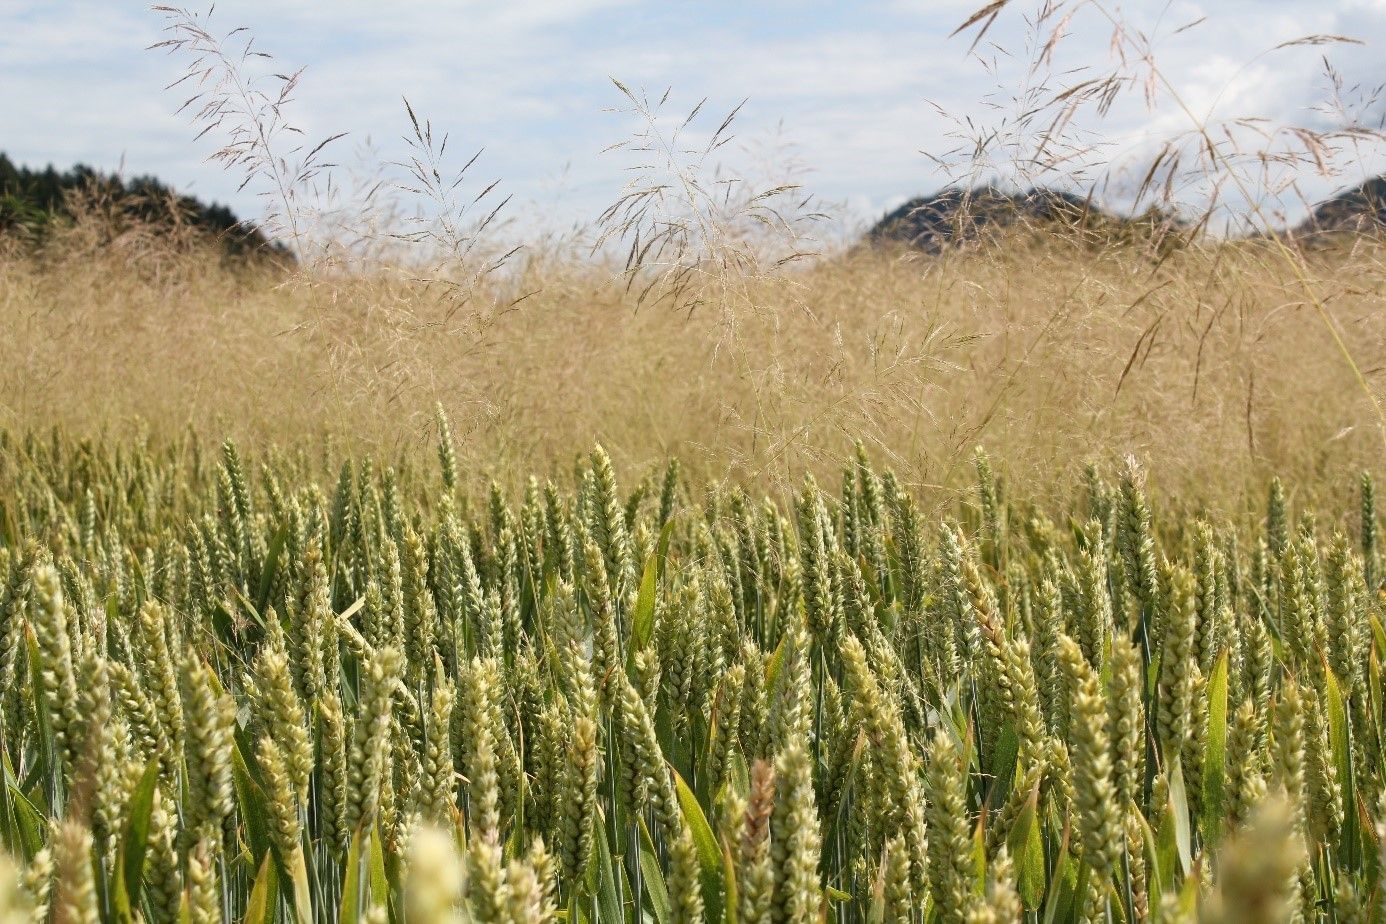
left=1, top=215, right=1381, bottom=509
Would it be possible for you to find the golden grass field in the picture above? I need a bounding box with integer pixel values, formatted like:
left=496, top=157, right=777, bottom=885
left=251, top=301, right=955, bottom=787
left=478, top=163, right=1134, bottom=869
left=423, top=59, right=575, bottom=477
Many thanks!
left=3, top=213, right=1381, bottom=514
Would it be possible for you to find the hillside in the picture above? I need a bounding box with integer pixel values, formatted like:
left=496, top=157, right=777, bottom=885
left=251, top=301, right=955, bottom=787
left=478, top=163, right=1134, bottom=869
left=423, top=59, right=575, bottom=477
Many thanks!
left=865, top=185, right=1183, bottom=252
left=1292, top=175, right=1386, bottom=238
left=869, top=178, right=1386, bottom=252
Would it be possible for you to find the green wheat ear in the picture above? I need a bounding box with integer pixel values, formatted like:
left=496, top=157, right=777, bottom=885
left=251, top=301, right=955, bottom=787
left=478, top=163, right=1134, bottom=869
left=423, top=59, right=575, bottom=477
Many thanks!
left=0, top=849, right=35, bottom=923
left=1206, top=794, right=1306, bottom=924
left=925, top=728, right=971, bottom=924
left=51, top=823, right=98, bottom=924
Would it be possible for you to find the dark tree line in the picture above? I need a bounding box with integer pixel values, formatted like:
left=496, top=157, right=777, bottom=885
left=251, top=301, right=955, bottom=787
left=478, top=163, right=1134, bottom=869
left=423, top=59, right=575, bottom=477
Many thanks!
left=0, top=152, right=284, bottom=259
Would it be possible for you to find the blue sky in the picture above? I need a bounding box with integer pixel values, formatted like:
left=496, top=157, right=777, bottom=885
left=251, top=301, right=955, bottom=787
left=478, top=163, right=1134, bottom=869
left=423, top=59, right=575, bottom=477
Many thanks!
left=3, top=0, right=1384, bottom=237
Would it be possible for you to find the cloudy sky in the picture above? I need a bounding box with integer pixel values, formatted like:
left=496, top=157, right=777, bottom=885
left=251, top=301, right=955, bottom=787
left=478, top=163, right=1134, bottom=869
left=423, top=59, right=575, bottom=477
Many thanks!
left=3, top=0, right=1384, bottom=237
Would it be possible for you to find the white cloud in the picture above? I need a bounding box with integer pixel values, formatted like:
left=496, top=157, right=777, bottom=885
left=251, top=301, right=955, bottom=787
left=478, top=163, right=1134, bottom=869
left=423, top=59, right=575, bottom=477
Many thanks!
left=2, top=0, right=1382, bottom=236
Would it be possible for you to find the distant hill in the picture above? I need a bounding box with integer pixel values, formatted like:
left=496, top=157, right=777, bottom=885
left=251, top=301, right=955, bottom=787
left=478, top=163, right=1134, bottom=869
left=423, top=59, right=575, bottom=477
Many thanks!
left=0, top=153, right=281, bottom=259
left=866, top=186, right=1183, bottom=253
left=868, top=178, right=1386, bottom=254
left=1291, top=176, right=1386, bottom=238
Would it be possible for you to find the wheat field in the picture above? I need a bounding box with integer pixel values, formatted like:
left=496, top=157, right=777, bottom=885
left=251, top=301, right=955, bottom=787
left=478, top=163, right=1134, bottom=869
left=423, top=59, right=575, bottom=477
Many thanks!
left=0, top=424, right=1380, bottom=923
left=3, top=1, right=1386, bottom=921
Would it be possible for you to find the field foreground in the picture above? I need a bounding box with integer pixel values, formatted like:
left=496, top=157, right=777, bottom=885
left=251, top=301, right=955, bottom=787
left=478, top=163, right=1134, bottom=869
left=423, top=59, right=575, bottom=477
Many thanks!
left=0, top=428, right=1380, bottom=923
